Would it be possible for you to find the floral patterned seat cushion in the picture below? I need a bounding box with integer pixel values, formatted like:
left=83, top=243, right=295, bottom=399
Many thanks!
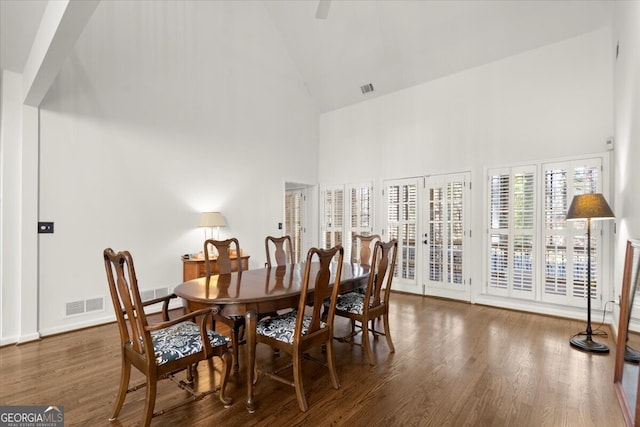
left=151, top=321, right=230, bottom=366
left=256, top=310, right=326, bottom=344
left=331, top=292, right=374, bottom=315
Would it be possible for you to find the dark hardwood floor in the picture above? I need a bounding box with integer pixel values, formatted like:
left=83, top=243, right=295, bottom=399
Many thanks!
left=0, top=294, right=625, bottom=426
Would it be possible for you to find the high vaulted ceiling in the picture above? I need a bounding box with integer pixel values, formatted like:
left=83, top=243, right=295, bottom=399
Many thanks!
left=1, top=0, right=613, bottom=113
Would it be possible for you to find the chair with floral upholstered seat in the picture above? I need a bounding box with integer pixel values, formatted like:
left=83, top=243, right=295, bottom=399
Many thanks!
left=254, top=245, right=344, bottom=412
left=103, top=248, right=232, bottom=427
left=330, top=234, right=381, bottom=330
left=327, top=239, right=398, bottom=365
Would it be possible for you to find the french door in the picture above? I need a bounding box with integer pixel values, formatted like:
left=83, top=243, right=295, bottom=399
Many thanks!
left=422, top=173, right=471, bottom=301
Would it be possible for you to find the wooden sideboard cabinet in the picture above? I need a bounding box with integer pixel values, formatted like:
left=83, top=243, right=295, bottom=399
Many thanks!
left=181, top=255, right=250, bottom=281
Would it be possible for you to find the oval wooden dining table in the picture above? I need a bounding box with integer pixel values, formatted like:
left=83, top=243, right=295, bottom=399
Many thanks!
left=173, top=262, right=370, bottom=413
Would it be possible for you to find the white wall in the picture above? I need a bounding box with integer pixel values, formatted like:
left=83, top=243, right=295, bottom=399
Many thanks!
left=611, top=0, right=640, bottom=335
left=0, top=70, right=23, bottom=343
left=33, top=1, right=319, bottom=336
left=319, top=28, right=614, bottom=316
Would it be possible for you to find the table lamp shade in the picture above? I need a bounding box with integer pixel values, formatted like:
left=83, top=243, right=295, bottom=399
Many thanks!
left=565, top=193, right=614, bottom=221
left=198, top=212, right=226, bottom=228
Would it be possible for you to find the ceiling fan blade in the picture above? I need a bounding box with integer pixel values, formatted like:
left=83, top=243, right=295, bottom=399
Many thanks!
left=315, top=0, right=331, bottom=20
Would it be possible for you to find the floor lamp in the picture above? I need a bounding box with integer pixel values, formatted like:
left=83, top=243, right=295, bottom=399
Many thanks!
left=566, top=193, right=615, bottom=353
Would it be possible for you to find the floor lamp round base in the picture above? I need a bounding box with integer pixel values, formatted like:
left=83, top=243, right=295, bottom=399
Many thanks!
left=570, top=337, right=609, bottom=353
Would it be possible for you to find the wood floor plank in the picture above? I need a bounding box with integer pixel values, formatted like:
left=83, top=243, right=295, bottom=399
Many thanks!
left=0, top=294, right=626, bottom=426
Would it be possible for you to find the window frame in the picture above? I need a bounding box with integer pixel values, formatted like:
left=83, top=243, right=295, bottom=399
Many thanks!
left=484, top=153, right=612, bottom=310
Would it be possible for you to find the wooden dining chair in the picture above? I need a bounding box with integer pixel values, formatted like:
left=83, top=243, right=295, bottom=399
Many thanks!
left=329, top=234, right=381, bottom=328
left=265, top=235, right=294, bottom=267
left=204, top=238, right=244, bottom=372
left=103, top=248, right=232, bottom=427
left=328, top=239, right=398, bottom=365
left=254, top=245, right=344, bottom=412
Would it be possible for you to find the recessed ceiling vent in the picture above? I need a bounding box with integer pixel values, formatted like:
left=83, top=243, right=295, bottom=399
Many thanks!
left=360, top=83, right=375, bottom=95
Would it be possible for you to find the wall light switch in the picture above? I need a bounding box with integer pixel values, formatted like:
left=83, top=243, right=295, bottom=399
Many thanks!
left=38, top=222, right=54, bottom=233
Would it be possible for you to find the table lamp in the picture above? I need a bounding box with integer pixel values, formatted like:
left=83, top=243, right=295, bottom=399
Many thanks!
left=198, top=212, right=226, bottom=240
left=565, top=193, right=614, bottom=353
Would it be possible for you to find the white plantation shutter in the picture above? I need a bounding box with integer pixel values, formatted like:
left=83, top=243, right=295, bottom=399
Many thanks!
left=447, top=181, right=464, bottom=285
left=488, top=169, right=511, bottom=294
left=429, top=185, right=444, bottom=282
left=285, top=190, right=303, bottom=263
left=487, top=166, right=536, bottom=298
left=385, top=179, right=418, bottom=283
left=543, top=167, right=568, bottom=297
left=320, top=186, right=344, bottom=250
left=429, top=179, right=465, bottom=285
left=423, top=173, right=469, bottom=300
left=486, top=156, right=607, bottom=309
left=542, top=159, right=603, bottom=307
left=512, top=170, right=535, bottom=294
left=347, top=182, right=374, bottom=262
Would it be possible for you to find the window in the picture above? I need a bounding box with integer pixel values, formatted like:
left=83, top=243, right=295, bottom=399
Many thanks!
left=543, top=159, right=604, bottom=307
left=487, top=166, right=536, bottom=299
left=486, top=156, right=608, bottom=309
left=320, top=182, right=373, bottom=256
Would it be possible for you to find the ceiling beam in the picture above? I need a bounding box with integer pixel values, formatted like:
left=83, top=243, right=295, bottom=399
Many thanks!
left=22, top=0, right=99, bottom=107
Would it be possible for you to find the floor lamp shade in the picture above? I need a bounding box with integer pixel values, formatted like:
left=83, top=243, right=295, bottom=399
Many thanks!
left=565, top=193, right=615, bottom=222
left=566, top=193, right=614, bottom=353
